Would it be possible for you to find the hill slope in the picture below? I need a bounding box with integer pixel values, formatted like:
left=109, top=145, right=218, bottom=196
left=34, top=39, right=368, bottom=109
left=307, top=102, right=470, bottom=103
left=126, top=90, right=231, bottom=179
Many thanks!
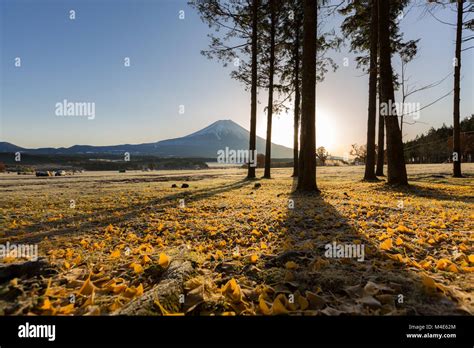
left=0, top=120, right=293, bottom=158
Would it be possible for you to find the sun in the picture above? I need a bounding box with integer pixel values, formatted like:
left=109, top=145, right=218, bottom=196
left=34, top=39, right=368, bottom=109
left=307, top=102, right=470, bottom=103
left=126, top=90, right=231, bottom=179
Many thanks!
left=315, top=108, right=337, bottom=151
left=265, top=107, right=337, bottom=153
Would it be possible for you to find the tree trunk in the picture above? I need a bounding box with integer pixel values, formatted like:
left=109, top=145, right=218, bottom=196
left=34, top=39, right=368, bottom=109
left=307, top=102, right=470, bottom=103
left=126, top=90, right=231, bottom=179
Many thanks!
left=297, top=0, right=318, bottom=192
left=292, top=14, right=301, bottom=178
left=376, top=78, right=385, bottom=176
left=364, top=0, right=378, bottom=181
left=247, top=0, right=259, bottom=179
left=453, top=0, right=463, bottom=177
left=378, top=0, right=408, bottom=185
left=264, top=0, right=276, bottom=179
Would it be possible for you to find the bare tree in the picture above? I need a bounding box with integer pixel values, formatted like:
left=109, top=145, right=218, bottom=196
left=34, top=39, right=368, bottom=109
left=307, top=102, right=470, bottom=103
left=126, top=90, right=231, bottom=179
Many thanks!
left=423, top=0, right=473, bottom=177
left=297, top=0, right=318, bottom=192
left=364, top=0, right=379, bottom=181
left=379, top=0, right=408, bottom=185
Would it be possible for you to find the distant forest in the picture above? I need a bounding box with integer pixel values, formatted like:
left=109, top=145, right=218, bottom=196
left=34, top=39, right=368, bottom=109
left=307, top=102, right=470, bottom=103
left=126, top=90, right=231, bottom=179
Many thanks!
left=0, top=153, right=209, bottom=172
left=404, top=115, right=474, bottom=164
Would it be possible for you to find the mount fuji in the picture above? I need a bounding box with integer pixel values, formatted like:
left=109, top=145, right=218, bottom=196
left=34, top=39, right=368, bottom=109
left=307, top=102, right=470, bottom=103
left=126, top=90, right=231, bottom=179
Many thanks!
left=0, top=120, right=293, bottom=158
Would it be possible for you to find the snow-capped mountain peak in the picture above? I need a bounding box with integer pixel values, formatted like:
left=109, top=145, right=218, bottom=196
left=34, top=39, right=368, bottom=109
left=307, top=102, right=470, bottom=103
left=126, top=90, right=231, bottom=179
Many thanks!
left=189, top=120, right=248, bottom=140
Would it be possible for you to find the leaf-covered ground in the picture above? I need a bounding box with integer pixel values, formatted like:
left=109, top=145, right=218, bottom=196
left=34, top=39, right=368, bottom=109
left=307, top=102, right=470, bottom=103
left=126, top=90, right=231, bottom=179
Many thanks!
left=0, top=164, right=473, bottom=316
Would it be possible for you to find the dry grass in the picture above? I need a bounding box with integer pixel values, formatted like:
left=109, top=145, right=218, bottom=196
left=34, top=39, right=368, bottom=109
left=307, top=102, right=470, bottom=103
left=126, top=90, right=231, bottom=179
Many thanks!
left=0, top=164, right=472, bottom=315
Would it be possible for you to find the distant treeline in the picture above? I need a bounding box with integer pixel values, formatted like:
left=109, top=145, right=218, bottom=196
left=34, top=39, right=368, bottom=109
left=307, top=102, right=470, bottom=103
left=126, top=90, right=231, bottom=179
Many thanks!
left=404, top=115, right=474, bottom=164
left=0, top=153, right=209, bottom=172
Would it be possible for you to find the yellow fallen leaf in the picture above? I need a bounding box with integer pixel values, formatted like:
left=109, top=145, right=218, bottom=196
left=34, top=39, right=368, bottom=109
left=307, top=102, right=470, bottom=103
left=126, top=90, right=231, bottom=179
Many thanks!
left=296, top=293, right=309, bottom=310
left=221, top=278, right=242, bottom=302
left=311, top=257, right=329, bottom=270
left=78, top=276, right=95, bottom=296
left=251, top=229, right=261, bottom=237
left=135, top=283, right=144, bottom=296
left=124, top=283, right=144, bottom=298
left=380, top=238, right=393, bottom=250
left=285, top=261, right=298, bottom=270
left=40, top=298, right=52, bottom=310
left=397, top=225, right=411, bottom=233
left=260, top=242, right=268, bottom=250
left=421, top=274, right=439, bottom=291
left=468, top=255, right=474, bottom=264
left=130, top=262, right=144, bottom=274
left=73, top=255, right=82, bottom=265
left=111, top=283, right=127, bottom=294
left=142, top=255, right=152, bottom=264
left=249, top=254, right=258, bottom=264
left=110, top=250, right=121, bottom=259
left=258, top=296, right=272, bottom=315
left=421, top=260, right=432, bottom=270
left=58, top=303, right=75, bottom=315
left=272, top=294, right=289, bottom=315
left=395, top=237, right=403, bottom=246
left=447, top=264, right=458, bottom=273
left=387, top=253, right=404, bottom=262
left=436, top=258, right=450, bottom=271
left=158, top=253, right=170, bottom=268
left=109, top=298, right=124, bottom=312
left=83, top=289, right=95, bottom=307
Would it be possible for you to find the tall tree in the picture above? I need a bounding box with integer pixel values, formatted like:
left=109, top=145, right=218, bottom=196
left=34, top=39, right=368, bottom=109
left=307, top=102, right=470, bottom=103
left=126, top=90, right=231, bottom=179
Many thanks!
left=263, top=0, right=277, bottom=178
left=423, top=0, right=473, bottom=177
left=378, top=0, right=408, bottom=185
left=190, top=0, right=261, bottom=179
left=453, top=0, right=464, bottom=177
left=249, top=0, right=259, bottom=179
left=339, top=0, right=417, bottom=178
left=279, top=1, right=338, bottom=179
left=292, top=13, right=302, bottom=178
left=297, top=0, right=318, bottom=192
left=363, top=0, right=379, bottom=181
left=376, top=81, right=385, bottom=175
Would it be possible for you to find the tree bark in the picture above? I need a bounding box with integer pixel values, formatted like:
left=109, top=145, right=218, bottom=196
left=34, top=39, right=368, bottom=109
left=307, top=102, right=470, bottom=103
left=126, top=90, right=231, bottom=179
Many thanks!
left=378, top=0, right=408, bottom=185
left=376, top=79, right=385, bottom=176
left=117, top=259, right=194, bottom=315
left=248, top=0, right=259, bottom=179
left=292, top=13, right=301, bottom=178
left=453, top=0, right=463, bottom=177
left=264, top=0, right=276, bottom=179
left=297, top=0, right=318, bottom=192
left=364, top=0, right=378, bottom=181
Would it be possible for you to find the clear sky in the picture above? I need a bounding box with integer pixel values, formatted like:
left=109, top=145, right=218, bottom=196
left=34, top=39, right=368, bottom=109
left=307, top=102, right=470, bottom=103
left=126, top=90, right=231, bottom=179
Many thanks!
left=0, top=0, right=472, bottom=156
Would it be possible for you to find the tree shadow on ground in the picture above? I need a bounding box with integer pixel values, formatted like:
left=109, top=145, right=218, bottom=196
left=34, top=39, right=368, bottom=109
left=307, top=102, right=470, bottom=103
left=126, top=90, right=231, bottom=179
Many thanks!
left=5, top=178, right=253, bottom=243
left=374, top=182, right=473, bottom=204
left=262, top=180, right=468, bottom=315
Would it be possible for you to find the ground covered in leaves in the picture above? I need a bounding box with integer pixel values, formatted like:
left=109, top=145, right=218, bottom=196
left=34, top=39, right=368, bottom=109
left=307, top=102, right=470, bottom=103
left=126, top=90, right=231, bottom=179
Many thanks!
left=0, top=164, right=473, bottom=316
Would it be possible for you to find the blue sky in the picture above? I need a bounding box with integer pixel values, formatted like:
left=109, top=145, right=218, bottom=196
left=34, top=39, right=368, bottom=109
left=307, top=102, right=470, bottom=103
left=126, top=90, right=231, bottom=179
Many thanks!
left=0, top=0, right=472, bottom=156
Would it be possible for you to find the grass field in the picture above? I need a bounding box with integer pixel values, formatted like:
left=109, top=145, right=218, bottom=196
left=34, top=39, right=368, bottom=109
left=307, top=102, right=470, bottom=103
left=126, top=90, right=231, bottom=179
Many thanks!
left=0, top=164, right=473, bottom=316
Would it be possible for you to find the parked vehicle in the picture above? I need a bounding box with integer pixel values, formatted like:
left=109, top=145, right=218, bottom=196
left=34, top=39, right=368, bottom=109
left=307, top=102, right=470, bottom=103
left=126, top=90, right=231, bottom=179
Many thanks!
left=35, top=171, right=52, bottom=177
